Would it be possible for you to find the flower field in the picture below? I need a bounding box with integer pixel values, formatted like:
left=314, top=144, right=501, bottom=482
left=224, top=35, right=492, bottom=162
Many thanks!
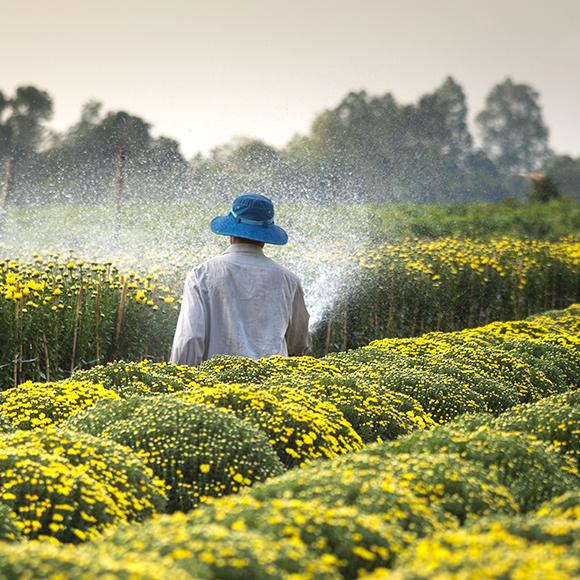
left=1, top=236, right=578, bottom=386
left=0, top=304, right=577, bottom=577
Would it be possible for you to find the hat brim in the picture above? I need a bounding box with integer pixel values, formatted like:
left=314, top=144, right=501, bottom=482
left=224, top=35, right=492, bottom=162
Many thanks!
left=210, top=214, right=288, bottom=245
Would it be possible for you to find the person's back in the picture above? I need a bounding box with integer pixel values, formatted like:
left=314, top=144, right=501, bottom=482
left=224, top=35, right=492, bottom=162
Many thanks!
left=170, top=194, right=310, bottom=366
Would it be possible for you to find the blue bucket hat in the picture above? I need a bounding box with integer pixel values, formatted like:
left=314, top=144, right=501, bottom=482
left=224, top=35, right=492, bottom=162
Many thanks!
left=210, top=193, right=288, bottom=245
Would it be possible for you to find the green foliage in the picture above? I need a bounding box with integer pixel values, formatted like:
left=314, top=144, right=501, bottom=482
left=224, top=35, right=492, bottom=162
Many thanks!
left=66, top=395, right=285, bottom=512
left=527, top=175, right=562, bottom=203
left=0, top=503, right=21, bottom=542
left=0, top=541, right=192, bottom=579
left=493, top=391, right=580, bottom=466
left=100, top=515, right=337, bottom=579
left=546, top=154, right=580, bottom=200
left=0, top=429, right=166, bottom=542
left=72, top=360, right=187, bottom=397
left=476, top=78, right=550, bottom=173
left=390, top=422, right=578, bottom=511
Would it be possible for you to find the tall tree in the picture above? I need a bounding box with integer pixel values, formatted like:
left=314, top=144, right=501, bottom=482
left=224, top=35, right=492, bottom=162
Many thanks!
left=432, top=76, right=473, bottom=160
left=7, top=86, right=53, bottom=153
left=476, top=78, right=550, bottom=173
left=0, top=91, right=11, bottom=157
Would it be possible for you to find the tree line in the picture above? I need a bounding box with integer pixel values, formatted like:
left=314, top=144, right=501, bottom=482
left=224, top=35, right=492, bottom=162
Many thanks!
left=0, top=77, right=578, bottom=206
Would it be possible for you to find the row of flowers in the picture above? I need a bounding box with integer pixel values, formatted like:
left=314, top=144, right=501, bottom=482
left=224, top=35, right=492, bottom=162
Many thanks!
left=0, top=305, right=576, bottom=560
left=1, top=236, right=578, bottom=385
left=0, top=390, right=576, bottom=578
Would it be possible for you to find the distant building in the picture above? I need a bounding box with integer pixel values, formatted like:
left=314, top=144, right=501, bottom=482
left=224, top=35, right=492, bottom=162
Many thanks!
left=517, top=172, right=546, bottom=180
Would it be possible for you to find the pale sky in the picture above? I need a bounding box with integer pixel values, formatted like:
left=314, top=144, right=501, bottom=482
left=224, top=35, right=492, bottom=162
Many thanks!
left=1, top=0, right=579, bottom=158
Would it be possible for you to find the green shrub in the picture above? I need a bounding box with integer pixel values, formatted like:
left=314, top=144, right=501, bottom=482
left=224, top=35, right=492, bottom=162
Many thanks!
left=0, top=429, right=165, bottom=542
left=496, top=339, right=580, bottom=389
left=199, top=355, right=271, bottom=383
left=0, top=503, right=21, bottom=542
left=248, top=451, right=454, bottom=538
left=0, top=380, right=119, bottom=430
left=353, top=365, right=487, bottom=423
left=195, top=495, right=411, bottom=578
left=391, top=525, right=579, bottom=579
left=390, top=422, right=578, bottom=511
left=493, top=391, right=580, bottom=466
left=100, top=514, right=339, bottom=579
left=0, top=541, right=192, bottom=579
left=263, top=374, right=426, bottom=443
left=66, top=395, right=285, bottom=512
left=72, top=360, right=187, bottom=397
left=179, top=383, right=363, bottom=467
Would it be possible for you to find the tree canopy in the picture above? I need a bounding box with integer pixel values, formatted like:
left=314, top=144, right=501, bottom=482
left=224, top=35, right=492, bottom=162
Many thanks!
left=0, top=77, right=574, bottom=206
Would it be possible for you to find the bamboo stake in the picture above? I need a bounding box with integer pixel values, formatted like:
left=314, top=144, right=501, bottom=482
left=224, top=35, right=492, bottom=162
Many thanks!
left=112, top=148, right=126, bottom=246
left=42, top=333, right=50, bottom=382
left=70, top=287, right=83, bottom=375
left=0, top=157, right=15, bottom=210
left=324, top=308, right=334, bottom=355
left=95, top=283, right=101, bottom=364
left=112, top=279, right=129, bottom=359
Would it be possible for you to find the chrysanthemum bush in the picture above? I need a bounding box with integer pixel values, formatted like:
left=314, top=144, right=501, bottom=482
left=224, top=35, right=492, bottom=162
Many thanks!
left=86, top=392, right=576, bottom=579
left=0, top=379, right=119, bottom=430
left=178, top=382, right=363, bottom=467
left=386, top=492, right=580, bottom=577
left=193, top=495, right=411, bottom=578
left=71, top=360, right=188, bottom=397
left=98, top=515, right=339, bottom=579
left=261, top=374, right=432, bottom=444
left=0, top=253, right=180, bottom=388
left=0, top=503, right=21, bottom=542
left=390, top=419, right=578, bottom=511
left=0, top=540, right=193, bottom=580
left=0, top=429, right=165, bottom=542
left=386, top=523, right=579, bottom=580
left=65, top=395, right=285, bottom=512
left=493, top=390, right=579, bottom=466
left=0, top=305, right=577, bottom=575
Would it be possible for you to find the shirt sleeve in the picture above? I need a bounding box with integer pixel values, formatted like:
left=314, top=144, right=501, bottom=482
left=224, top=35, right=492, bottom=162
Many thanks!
left=285, top=282, right=311, bottom=357
left=170, top=269, right=207, bottom=366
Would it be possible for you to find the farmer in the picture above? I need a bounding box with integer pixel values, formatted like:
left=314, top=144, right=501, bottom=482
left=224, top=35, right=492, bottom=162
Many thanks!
left=170, top=193, right=311, bottom=366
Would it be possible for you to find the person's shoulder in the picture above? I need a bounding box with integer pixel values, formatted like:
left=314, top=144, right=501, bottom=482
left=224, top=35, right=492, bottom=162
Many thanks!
left=266, top=256, right=301, bottom=285
left=186, top=251, right=232, bottom=281
left=185, top=257, right=214, bottom=283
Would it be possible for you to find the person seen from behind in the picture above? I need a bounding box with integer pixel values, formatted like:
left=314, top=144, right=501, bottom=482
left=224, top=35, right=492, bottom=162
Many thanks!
left=170, top=193, right=311, bottom=365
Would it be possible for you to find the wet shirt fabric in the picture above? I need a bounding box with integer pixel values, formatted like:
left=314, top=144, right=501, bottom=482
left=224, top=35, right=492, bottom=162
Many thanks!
left=170, top=243, right=311, bottom=366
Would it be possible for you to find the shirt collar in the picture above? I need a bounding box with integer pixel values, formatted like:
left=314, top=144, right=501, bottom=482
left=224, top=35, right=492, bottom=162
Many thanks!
left=224, top=243, right=265, bottom=255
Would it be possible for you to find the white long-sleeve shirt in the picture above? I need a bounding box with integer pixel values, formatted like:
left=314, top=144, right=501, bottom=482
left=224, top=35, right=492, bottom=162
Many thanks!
left=170, top=243, right=311, bottom=366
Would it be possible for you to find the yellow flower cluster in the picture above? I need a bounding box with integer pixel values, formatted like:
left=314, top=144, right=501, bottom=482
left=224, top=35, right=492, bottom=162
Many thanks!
left=390, top=522, right=579, bottom=579
left=0, top=540, right=192, bottom=579
left=178, top=383, right=364, bottom=467
left=2, top=236, right=578, bottom=386
left=65, top=395, right=285, bottom=512
left=88, top=386, right=577, bottom=578
left=0, top=380, right=119, bottom=430
left=0, top=305, right=577, bottom=577
left=0, top=429, right=165, bottom=542
left=0, top=253, right=180, bottom=387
